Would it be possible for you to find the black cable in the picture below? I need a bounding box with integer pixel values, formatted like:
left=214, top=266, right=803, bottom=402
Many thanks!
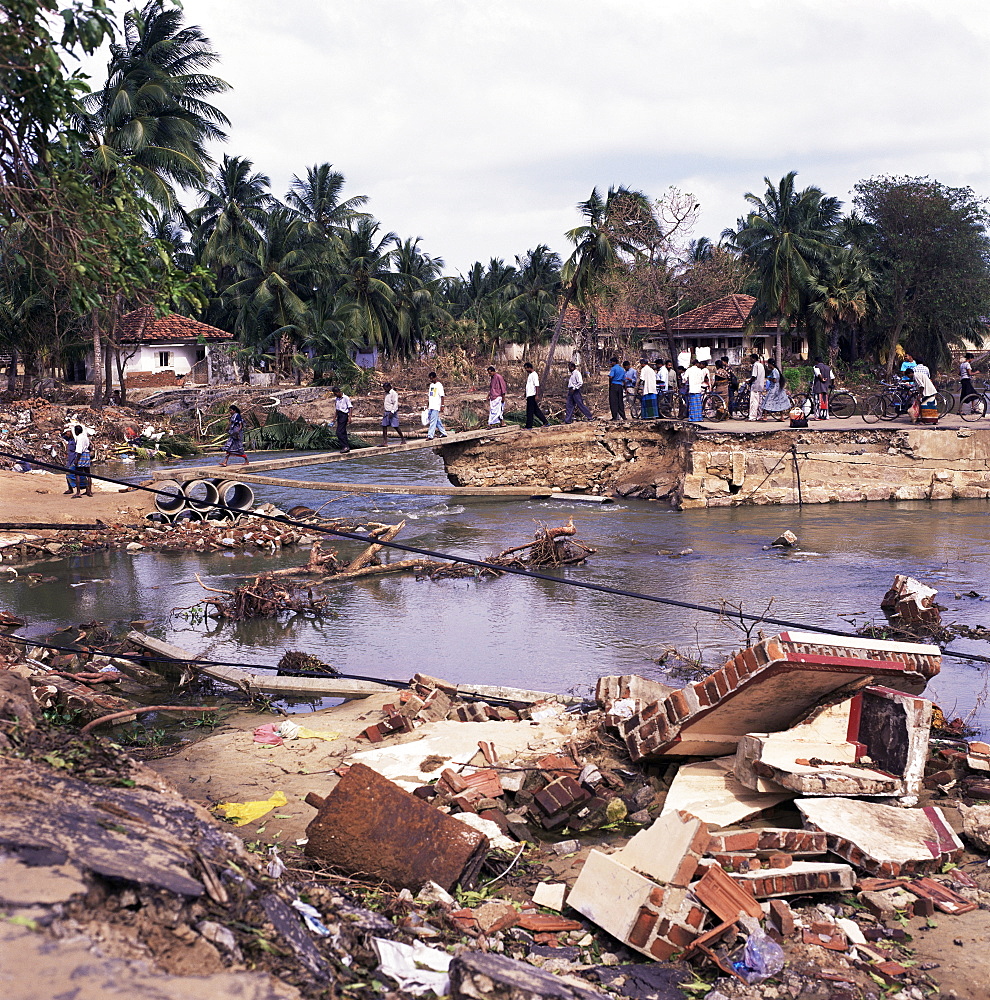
left=2, top=447, right=987, bottom=667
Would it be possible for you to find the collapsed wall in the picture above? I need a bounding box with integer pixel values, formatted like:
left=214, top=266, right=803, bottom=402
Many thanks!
left=438, top=423, right=990, bottom=508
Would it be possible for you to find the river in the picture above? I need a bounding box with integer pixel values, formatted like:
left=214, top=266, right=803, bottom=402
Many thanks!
left=4, top=448, right=990, bottom=731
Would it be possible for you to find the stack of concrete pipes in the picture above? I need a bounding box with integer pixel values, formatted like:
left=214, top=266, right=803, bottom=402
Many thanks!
left=147, top=477, right=255, bottom=525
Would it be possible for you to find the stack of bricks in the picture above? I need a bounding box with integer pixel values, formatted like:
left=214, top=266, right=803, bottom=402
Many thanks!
left=612, top=632, right=941, bottom=762
left=728, top=860, right=855, bottom=898
left=360, top=708, right=413, bottom=743
left=595, top=674, right=675, bottom=729
left=707, top=827, right=829, bottom=871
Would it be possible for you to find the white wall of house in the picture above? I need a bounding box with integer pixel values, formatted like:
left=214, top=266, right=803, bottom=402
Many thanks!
left=84, top=342, right=212, bottom=381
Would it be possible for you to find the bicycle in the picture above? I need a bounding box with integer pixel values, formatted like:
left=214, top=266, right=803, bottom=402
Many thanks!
left=862, top=383, right=968, bottom=422
left=657, top=389, right=687, bottom=419
left=789, top=384, right=858, bottom=419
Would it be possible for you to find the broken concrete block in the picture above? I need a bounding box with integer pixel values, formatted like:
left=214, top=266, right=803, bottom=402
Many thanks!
left=734, top=685, right=932, bottom=800
left=881, top=574, right=941, bottom=629
left=957, top=803, right=990, bottom=853
left=614, top=810, right=710, bottom=886
left=660, top=757, right=790, bottom=827
left=797, top=798, right=963, bottom=877
left=616, top=631, right=940, bottom=761
left=532, top=882, right=567, bottom=911
left=771, top=530, right=798, bottom=547
left=474, top=900, right=519, bottom=934
left=304, top=763, right=488, bottom=891
left=449, top=950, right=610, bottom=1000
left=730, top=860, right=855, bottom=898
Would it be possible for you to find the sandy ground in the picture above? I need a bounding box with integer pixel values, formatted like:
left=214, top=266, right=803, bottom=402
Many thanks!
left=0, top=470, right=154, bottom=526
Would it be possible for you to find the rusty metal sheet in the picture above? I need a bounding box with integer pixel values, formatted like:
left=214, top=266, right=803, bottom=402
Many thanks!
left=304, top=762, right=489, bottom=891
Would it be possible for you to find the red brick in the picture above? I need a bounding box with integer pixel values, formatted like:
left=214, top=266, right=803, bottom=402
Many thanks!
left=703, top=676, right=720, bottom=706
left=669, top=689, right=691, bottom=721
left=628, top=908, right=658, bottom=948
left=764, top=639, right=784, bottom=661
left=669, top=853, right=700, bottom=887
left=649, top=886, right=666, bottom=907
left=768, top=854, right=793, bottom=869
left=713, top=670, right=729, bottom=698
left=723, top=661, right=739, bottom=688
left=768, top=899, right=795, bottom=937
left=650, top=938, right=677, bottom=961
left=689, top=826, right=711, bottom=856
left=684, top=906, right=705, bottom=930
left=665, top=922, right=697, bottom=949
left=694, top=681, right=712, bottom=708
left=362, top=725, right=383, bottom=742
left=713, top=830, right=760, bottom=852
left=515, top=914, right=583, bottom=932
left=641, top=702, right=659, bottom=721
left=741, top=646, right=759, bottom=675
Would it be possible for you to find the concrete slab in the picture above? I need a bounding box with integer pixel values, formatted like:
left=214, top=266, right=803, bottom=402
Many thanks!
left=567, top=849, right=656, bottom=943
left=728, top=859, right=856, bottom=898
left=796, top=798, right=964, bottom=877
left=617, top=632, right=940, bottom=761
left=614, top=810, right=709, bottom=885
left=660, top=757, right=791, bottom=828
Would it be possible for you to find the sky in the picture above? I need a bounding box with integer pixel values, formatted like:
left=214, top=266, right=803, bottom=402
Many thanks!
left=88, top=0, right=990, bottom=274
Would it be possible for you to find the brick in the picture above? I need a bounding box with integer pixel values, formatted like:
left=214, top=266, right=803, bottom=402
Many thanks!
left=724, top=661, right=739, bottom=688
left=768, top=854, right=793, bottom=869
left=684, top=905, right=705, bottom=930
left=713, top=670, right=729, bottom=698
left=711, top=830, right=760, bottom=853
left=361, top=724, right=383, bottom=742
left=669, top=689, right=691, bottom=721
left=648, top=886, right=665, bottom=907
left=768, top=899, right=795, bottom=937
left=649, top=938, right=677, bottom=961
left=627, top=908, right=657, bottom=949
left=741, top=646, right=759, bottom=675
left=669, top=853, right=700, bottom=887
left=665, top=922, right=698, bottom=949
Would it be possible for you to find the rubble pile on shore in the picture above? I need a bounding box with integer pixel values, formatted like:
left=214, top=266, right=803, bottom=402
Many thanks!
left=5, top=623, right=990, bottom=998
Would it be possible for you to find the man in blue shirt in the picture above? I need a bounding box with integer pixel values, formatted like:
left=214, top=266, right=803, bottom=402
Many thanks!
left=608, top=356, right=626, bottom=419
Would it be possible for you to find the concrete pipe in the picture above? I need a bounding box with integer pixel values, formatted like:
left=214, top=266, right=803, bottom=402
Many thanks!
left=182, top=478, right=220, bottom=511
left=144, top=511, right=173, bottom=525
left=154, top=479, right=187, bottom=514
left=204, top=507, right=235, bottom=522
left=172, top=507, right=204, bottom=523
left=213, top=479, right=255, bottom=512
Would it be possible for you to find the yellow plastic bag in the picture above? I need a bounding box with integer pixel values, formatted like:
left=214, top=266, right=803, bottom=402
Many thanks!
left=215, top=790, right=287, bottom=826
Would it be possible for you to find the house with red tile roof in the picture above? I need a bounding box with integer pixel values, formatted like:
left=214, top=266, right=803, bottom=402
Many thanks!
left=562, top=294, right=807, bottom=365
left=86, top=308, right=235, bottom=385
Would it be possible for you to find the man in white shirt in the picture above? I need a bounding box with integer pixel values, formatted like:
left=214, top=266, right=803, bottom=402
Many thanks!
left=426, top=372, right=448, bottom=440
left=684, top=360, right=712, bottom=422
left=639, top=358, right=658, bottom=418
left=381, top=381, right=404, bottom=446
left=747, top=353, right=766, bottom=421
left=564, top=362, right=593, bottom=422
left=523, top=362, right=549, bottom=429
left=332, top=387, right=352, bottom=452
left=912, top=360, right=937, bottom=401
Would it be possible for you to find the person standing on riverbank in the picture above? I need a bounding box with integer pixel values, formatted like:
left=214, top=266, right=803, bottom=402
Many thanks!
left=220, top=405, right=249, bottom=467
left=71, top=423, right=93, bottom=497
left=381, top=382, right=404, bottom=446
left=639, top=358, right=658, bottom=418
left=487, top=365, right=507, bottom=426
left=811, top=358, right=832, bottom=420
left=685, top=359, right=712, bottom=422
left=523, top=362, right=549, bottom=429
left=565, top=362, right=593, bottom=422
left=608, top=356, right=626, bottom=419
left=623, top=360, right=638, bottom=416
left=332, top=388, right=352, bottom=452
left=748, top=353, right=766, bottom=421
left=427, top=372, right=448, bottom=439
left=960, top=353, right=978, bottom=415
left=61, top=429, right=77, bottom=495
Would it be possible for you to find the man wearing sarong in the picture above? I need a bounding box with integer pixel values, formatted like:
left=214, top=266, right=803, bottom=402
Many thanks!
left=487, top=365, right=507, bottom=426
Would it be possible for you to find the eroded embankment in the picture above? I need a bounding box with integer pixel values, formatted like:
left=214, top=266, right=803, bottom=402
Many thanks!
left=439, top=422, right=990, bottom=507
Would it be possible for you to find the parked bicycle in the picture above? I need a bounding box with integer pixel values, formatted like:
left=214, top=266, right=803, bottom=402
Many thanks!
left=789, top=384, right=858, bottom=419
left=862, top=382, right=967, bottom=422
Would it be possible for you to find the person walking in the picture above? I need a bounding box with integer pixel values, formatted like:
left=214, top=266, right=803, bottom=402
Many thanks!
left=426, top=372, right=448, bottom=439
left=712, top=358, right=732, bottom=405
left=811, top=357, right=833, bottom=420
left=747, top=353, right=766, bottom=421
left=607, top=356, right=626, bottom=419
left=684, top=359, right=712, bottom=422
left=71, top=423, right=93, bottom=497
left=61, top=429, right=77, bottom=496
left=623, top=360, right=639, bottom=417
left=639, top=358, right=658, bottom=418
left=332, top=387, right=352, bottom=452
left=564, top=362, right=593, bottom=422
left=487, top=365, right=507, bottom=426
left=523, top=362, right=549, bottom=428
left=381, top=382, right=404, bottom=446
left=761, top=363, right=791, bottom=419
left=219, top=404, right=249, bottom=467
left=960, top=353, right=978, bottom=415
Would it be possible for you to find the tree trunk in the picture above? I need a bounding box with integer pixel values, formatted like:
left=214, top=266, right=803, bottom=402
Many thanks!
left=5, top=348, right=16, bottom=393
left=540, top=285, right=575, bottom=394
left=90, top=308, right=103, bottom=407
left=661, top=310, right=678, bottom=366
left=114, top=348, right=128, bottom=404
left=775, top=328, right=783, bottom=371
left=103, top=341, right=113, bottom=405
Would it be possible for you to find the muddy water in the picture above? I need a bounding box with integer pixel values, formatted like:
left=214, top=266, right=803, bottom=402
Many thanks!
left=4, top=449, right=990, bottom=730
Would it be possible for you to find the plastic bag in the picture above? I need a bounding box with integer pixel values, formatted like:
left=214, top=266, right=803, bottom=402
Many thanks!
left=420, top=409, right=430, bottom=426
left=733, top=918, right=785, bottom=984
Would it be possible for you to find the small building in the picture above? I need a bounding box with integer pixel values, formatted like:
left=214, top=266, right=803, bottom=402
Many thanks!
left=86, top=308, right=236, bottom=387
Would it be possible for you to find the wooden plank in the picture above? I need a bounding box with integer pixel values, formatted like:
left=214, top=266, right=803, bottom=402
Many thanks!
left=152, top=425, right=524, bottom=481
left=233, top=473, right=553, bottom=498
left=455, top=682, right=583, bottom=706
left=127, top=631, right=195, bottom=661
left=543, top=493, right=613, bottom=504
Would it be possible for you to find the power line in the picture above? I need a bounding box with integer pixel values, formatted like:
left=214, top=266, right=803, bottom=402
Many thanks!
left=2, top=447, right=987, bottom=668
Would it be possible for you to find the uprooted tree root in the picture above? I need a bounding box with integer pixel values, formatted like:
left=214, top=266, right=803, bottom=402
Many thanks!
left=492, top=518, right=595, bottom=568
left=195, top=573, right=327, bottom=620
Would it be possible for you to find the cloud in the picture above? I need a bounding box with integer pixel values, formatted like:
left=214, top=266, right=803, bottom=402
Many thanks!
left=99, top=0, right=990, bottom=272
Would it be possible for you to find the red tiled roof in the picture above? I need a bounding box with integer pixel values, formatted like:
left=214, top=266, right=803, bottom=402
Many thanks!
left=119, top=307, right=233, bottom=343
left=667, top=294, right=776, bottom=333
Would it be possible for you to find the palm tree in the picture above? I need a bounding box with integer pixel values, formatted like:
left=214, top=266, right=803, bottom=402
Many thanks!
left=193, top=155, right=274, bottom=259
left=333, top=218, right=398, bottom=350
left=726, top=172, right=841, bottom=366
left=286, top=163, right=369, bottom=239
left=541, top=185, right=653, bottom=388
left=389, top=237, right=447, bottom=358
left=79, top=0, right=229, bottom=204
left=511, top=245, right=561, bottom=354
left=808, top=247, right=873, bottom=362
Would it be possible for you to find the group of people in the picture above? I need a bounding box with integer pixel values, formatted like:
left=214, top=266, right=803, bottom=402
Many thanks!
left=61, top=423, right=94, bottom=497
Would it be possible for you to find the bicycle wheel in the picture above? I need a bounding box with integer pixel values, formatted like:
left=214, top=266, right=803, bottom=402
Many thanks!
left=829, top=391, right=856, bottom=418
left=934, top=390, right=954, bottom=417
left=701, top=393, right=727, bottom=421
left=861, top=394, right=889, bottom=423
left=961, top=394, right=987, bottom=421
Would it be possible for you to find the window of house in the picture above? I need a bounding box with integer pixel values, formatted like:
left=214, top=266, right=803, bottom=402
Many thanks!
left=158, top=351, right=171, bottom=368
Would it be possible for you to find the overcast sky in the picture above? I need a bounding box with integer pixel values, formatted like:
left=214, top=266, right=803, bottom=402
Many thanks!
left=92, top=0, right=990, bottom=274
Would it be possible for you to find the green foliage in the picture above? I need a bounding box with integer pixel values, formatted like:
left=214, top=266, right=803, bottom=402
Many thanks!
left=244, top=410, right=340, bottom=451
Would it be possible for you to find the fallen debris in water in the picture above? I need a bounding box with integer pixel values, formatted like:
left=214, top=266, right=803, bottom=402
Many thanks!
left=195, top=572, right=328, bottom=620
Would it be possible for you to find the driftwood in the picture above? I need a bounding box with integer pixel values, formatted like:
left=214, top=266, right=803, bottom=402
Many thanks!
left=79, top=704, right=215, bottom=736
left=343, top=520, right=406, bottom=573
left=493, top=518, right=595, bottom=568
left=195, top=572, right=328, bottom=620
